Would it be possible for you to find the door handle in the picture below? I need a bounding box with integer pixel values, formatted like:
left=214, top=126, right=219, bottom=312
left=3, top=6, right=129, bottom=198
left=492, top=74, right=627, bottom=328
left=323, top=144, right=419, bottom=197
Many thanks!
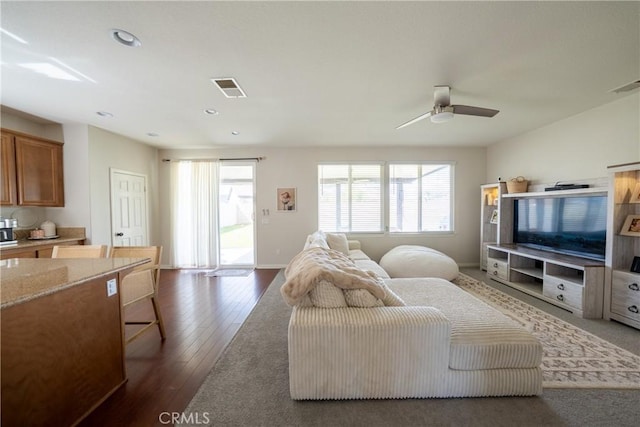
left=115, top=232, right=124, bottom=237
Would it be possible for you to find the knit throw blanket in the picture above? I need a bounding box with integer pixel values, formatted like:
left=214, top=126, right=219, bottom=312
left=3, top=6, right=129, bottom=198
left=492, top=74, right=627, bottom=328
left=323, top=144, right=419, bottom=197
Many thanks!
left=280, top=247, right=385, bottom=306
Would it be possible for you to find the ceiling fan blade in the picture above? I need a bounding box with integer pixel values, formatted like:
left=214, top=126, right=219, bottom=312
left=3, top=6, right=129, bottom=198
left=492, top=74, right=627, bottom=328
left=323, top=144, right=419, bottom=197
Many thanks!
left=433, top=85, right=451, bottom=107
left=396, top=110, right=433, bottom=129
left=452, top=105, right=499, bottom=117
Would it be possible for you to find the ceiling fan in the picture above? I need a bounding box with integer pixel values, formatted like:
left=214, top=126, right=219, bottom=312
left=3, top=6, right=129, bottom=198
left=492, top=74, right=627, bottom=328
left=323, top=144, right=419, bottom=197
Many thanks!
left=396, top=85, right=499, bottom=129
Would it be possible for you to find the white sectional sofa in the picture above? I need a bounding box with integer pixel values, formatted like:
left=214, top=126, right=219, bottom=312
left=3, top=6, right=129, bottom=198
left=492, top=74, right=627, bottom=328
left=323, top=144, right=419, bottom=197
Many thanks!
left=281, top=232, right=543, bottom=400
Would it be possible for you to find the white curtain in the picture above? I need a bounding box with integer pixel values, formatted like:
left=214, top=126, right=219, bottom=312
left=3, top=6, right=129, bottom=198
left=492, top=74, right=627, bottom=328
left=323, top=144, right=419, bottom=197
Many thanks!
left=170, top=161, right=219, bottom=268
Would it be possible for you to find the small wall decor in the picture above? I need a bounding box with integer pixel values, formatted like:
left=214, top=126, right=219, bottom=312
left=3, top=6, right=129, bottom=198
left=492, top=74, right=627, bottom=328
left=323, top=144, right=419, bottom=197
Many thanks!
left=620, top=214, right=640, bottom=236
left=630, top=183, right=640, bottom=204
left=277, top=187, right=296, bottom=211
left=489, top=209, right=499, bottom=224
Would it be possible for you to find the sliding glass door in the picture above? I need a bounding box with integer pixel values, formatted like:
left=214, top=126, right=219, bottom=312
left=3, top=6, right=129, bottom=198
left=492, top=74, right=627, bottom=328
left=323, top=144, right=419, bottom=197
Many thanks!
left=218, top=162, right=256, bottom=267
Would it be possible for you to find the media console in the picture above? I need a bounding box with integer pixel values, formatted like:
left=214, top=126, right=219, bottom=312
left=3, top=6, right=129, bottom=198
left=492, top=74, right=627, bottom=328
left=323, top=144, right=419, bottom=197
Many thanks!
left=486, top=244, right=605, bottom=318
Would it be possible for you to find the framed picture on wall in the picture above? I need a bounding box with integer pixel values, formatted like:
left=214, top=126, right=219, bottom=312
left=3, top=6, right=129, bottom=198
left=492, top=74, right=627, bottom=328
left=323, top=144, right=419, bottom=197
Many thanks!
left=620, top=214, right=640, bottom=236
left=277, top=187, right=296, bottom=212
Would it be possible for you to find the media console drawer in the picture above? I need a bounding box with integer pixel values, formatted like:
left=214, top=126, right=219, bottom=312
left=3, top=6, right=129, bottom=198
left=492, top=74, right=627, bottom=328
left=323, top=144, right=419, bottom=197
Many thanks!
left=611, top=270, right=640, bottom=321
left=487, top=257, right=508, bottom=280
left=543, top=275, right=583, bottom=310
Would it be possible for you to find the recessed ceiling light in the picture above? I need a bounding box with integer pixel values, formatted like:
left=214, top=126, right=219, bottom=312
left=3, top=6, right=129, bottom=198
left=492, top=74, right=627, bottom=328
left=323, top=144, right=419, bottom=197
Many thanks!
left=110, top=29, right=141, bottom=47
left=204, top=109, right=219, bottom=115
left=147, top=132, right=159, bottom=137
left=231, top=131, right=239, bottom=135
left=96, top=111, right=113, bottom=118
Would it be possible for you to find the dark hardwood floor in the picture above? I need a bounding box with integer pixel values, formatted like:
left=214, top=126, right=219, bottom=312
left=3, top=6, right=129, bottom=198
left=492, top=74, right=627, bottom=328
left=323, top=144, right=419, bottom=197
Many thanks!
left=79, top=268, right=280, bottom=427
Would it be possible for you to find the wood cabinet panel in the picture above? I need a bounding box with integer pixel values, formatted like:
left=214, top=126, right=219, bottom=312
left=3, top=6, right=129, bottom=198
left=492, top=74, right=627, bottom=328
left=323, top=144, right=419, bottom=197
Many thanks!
left=1, top=272, right=126, bottom=426
left=0, top=248, right=37, bottom=259
left=14, top=135, right=64, bottom=206
left=0, top=240, right=84, bottom=260
left=0, top=133, right=17, bottom=205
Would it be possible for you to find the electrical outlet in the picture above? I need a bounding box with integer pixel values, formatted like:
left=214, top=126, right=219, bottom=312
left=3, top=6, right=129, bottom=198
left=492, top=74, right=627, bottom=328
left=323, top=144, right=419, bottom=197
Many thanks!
left=106, top=279, right=117, bottom=297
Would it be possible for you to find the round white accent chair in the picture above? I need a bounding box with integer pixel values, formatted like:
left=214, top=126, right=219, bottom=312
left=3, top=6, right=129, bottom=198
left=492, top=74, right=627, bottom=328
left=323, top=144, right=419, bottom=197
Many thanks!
left=380, top=245, right=459, bottom=281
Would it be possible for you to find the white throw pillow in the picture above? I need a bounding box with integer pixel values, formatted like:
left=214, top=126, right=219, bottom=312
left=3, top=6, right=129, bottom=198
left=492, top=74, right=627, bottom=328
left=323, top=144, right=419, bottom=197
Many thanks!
left=326, top=233, right=349, bottom=256
left=309, top=280, right=347, bottom=308
left=304, top=231, right=328, bottom=250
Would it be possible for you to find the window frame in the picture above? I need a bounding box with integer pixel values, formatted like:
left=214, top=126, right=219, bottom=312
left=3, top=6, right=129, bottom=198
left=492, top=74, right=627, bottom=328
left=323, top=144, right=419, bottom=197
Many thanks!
left=317, top=161, right=456, bottom=236
left=387, top=161, right=455, bottom=235
left=317, top=162, right=385, bottom=234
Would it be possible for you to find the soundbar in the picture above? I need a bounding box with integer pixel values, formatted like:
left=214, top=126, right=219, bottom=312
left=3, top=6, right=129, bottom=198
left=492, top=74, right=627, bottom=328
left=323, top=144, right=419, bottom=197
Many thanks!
left=545, top=184, right=589, bottom=191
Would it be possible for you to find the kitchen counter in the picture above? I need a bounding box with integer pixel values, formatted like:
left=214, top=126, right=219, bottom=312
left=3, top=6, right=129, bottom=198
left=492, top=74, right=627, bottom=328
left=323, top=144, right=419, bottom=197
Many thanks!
left=0, top=227, right=87, bottom=259
left=1, top=257, right=149, bottom=426
left=1, top=257, right=149, bottom=308
left=5, top=235, right=83, bottom=249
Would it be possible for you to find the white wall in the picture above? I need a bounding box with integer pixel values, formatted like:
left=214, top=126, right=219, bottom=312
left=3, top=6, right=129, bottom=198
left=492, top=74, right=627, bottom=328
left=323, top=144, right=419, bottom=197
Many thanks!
left=0, top=111, right=64, bottom=142
left=88, top=127, right=160, bottom=246
left=158, top=146, right=486, bottom=267
left=45, top=124, right=92, bottom=238
left=487, top=93, right=640, bottom=186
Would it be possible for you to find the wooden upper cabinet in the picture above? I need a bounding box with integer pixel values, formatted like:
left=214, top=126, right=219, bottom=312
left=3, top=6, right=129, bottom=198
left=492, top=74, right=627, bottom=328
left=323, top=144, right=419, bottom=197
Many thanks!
left=0, top=129, right=64, bottom=207
left=1, top=133, right=17, bottom=205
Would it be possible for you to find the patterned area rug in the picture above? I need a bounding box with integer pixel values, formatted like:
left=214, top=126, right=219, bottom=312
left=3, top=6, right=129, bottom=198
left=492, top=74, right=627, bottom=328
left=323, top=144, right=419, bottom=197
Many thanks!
left=453, top=273, right=640, bottom=389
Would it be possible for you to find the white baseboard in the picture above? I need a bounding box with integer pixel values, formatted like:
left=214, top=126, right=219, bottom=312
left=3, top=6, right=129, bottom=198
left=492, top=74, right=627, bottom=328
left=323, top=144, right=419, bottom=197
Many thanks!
left=256, top=264, right=287, bottom=269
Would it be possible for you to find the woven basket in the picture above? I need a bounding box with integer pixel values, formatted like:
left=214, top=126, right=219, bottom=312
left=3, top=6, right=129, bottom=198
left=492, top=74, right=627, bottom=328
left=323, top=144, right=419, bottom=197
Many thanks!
left=506, top=176, right=528, bottom=193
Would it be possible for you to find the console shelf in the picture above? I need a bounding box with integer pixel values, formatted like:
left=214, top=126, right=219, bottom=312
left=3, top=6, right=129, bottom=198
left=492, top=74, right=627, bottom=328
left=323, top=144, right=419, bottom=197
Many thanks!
left=604, top=162, right=640, bottom=330
left=487, top=244, right=604, bottom=318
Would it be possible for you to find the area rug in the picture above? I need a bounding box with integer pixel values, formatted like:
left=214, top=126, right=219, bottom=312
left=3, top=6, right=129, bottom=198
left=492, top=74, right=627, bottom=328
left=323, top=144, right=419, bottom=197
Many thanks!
left=181, top=271, right=640, bottom=427
left=204, top=269, right=254, bottom=277
left=453, top=273, right=640, bottom=389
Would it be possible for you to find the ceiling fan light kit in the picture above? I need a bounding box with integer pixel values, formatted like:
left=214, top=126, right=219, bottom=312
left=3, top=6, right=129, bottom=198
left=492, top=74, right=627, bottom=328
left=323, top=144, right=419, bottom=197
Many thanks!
left=430, top=106, right=454, bottom=123
left=397, top=85, right=499, bottom=129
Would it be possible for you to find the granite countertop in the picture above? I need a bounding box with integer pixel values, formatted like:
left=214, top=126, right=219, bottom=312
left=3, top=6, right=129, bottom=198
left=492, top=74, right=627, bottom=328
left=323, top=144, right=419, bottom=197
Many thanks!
left=1, top=258, right=149, bottom=309
left=7, top=236, right=86, bottom=249
left=1, top=227, right=87, bottom=251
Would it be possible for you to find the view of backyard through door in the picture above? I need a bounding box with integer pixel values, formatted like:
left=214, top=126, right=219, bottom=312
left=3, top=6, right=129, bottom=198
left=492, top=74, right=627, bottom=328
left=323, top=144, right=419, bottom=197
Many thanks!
left=218, top=163, right=255, bottom=266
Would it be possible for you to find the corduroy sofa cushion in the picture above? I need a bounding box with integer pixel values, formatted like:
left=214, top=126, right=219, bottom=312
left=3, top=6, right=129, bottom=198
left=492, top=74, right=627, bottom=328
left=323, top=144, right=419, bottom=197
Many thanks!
left=387, top=277, right=542, bottom=370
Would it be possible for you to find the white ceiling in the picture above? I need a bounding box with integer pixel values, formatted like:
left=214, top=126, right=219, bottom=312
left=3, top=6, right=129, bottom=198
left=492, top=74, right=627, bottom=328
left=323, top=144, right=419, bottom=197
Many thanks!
left=1, top=1, right=638, bottom=149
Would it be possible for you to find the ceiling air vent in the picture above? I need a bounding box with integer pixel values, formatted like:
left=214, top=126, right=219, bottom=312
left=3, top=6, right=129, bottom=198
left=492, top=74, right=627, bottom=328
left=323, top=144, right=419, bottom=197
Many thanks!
left=610, top=79, right=640, bottom=94
left=211, top=77, right=247, bottom=98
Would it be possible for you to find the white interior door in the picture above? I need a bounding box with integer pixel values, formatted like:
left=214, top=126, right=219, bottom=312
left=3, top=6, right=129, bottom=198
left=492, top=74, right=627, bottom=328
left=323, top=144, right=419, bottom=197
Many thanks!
left=110, top=169, right=149, bottom=247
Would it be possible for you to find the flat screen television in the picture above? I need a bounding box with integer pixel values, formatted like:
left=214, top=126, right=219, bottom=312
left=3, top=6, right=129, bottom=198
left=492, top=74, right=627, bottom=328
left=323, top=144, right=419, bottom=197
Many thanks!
left=513, top=195, right=607, bottom=260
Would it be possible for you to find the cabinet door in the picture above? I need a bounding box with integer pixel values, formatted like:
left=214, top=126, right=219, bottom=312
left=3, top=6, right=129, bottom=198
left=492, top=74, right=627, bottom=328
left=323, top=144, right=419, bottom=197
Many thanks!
left=0, top=133, right=17, bottom=205
left=14, top=135, right=64, bottom=206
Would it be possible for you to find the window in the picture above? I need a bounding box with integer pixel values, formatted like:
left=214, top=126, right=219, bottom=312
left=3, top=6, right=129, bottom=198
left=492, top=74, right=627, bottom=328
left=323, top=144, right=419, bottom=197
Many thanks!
left=389, top=163, right=452, bottom=232
left=318, top=163, right=383, bottom=232
left=318, top=162, right=453, bottom=234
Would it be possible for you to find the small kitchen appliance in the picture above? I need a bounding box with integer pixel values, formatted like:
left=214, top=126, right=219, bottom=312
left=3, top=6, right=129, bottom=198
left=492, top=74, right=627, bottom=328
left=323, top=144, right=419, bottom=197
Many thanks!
left=0, top=218, right=18, bottom=247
